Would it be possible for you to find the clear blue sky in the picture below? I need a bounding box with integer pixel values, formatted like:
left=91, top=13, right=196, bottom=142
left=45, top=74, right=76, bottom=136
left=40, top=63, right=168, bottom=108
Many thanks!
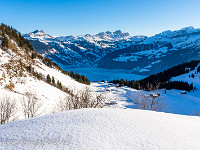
left=1, top=0, right=200, bottom=36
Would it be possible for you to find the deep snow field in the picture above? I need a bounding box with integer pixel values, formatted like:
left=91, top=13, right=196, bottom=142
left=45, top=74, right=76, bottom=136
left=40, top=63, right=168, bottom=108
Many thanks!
left=91, top=64, right=200, bottom=115
left=1, top=108, right=200, bottom=150
left=91, top=82, right=200, bottom=115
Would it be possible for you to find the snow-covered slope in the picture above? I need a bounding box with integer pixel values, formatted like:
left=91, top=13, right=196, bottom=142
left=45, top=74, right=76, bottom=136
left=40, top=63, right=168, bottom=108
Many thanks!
left=91, top=81, right=200, bottom=115
left=0, top=30, right=87, bottom=120
left=171, top=63, right=200, bottom=89
left=0, top=45, right=87, bottom=119
left=1, top=108, right=200, bottom=150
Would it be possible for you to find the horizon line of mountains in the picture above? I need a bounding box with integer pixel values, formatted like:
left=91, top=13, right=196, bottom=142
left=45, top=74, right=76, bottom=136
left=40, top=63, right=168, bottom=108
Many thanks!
left=24, top=26, right=200, bottom=76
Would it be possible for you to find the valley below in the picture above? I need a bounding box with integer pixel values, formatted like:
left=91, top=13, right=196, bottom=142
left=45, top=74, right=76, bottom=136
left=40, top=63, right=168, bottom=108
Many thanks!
left=60, top=65, right=146, bottom=82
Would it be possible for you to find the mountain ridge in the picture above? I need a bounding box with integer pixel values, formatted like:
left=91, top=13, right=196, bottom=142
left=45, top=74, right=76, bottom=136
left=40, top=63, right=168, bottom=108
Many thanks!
left=24, top=26, right=200, bottom=77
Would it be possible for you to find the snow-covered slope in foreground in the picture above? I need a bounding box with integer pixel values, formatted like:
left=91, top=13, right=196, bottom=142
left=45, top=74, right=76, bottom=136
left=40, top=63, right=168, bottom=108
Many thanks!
left=1, top=108, right=200, bottom=150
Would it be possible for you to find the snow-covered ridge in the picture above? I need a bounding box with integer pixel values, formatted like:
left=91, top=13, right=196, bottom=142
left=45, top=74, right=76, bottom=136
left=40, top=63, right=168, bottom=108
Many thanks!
left=26, top=29, right=134, bottom=42
left=1, top=108, right=200, bottom=150
left=24, top=29, right=146, bottom=67
left=24, top=26, right=200, bottom=76
left=25, top=26, right=200, bottom=47
left=24, top=30, right=53, bottom=40
left=97, top=26, right=200, bottom=74
left=140, top=26, right=200, bottom=49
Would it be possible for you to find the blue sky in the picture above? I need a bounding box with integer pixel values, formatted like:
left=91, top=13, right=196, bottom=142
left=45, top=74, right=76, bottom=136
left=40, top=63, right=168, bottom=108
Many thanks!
left=1, top=0, right=200, bottom=36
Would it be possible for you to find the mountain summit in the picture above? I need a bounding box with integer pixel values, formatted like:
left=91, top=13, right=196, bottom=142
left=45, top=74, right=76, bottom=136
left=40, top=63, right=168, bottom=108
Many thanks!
left=24, top=26, right=200, bottom=75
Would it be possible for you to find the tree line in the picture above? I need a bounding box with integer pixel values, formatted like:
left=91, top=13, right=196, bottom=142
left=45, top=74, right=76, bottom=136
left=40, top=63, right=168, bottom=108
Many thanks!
left=0, top=23, right=33, bottom=52
left=110, top=60, right=199, bottom=91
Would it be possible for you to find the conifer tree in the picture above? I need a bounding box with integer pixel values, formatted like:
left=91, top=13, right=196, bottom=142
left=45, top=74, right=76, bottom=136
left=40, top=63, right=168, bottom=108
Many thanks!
left=52, top=76, right=55, bottom=85
left=47, top=74, right=51, bottom=83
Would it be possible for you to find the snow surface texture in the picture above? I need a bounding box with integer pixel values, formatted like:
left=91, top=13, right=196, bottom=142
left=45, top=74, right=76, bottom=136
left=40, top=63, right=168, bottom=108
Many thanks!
left=1, top=108, right=200, bottom=150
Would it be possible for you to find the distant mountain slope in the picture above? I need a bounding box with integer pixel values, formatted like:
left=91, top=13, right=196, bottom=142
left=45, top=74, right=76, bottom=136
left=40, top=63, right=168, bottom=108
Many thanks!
left=1, top=108, right=200, bottom=150
left=24, top=30, right=145, bottom=66
left=98, top=26, right=200, bottom=75
left=24, top=27, right=200, bottom=76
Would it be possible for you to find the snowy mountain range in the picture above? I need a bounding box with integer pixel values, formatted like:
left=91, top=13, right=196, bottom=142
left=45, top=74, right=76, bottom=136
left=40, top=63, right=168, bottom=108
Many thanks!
left=23, top=30, right=145, bottom=66
left=24, top=26, right=200, bottom=76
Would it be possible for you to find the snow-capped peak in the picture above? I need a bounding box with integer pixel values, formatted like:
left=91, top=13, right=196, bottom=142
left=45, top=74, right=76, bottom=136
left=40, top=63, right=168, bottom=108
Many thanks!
left=31, top=30, right=45, bottom=35
left=95, top=30, right=130, bottom=40
left=24, top=30, right=54, bottom=40
left=180, top=26, right=195, bottom=32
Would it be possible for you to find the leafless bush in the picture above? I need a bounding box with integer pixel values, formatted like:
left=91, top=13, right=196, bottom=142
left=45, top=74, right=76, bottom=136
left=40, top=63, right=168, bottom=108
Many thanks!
left=146, top=82, right=161, bottom=91
left=21, top=91, right=42, bottom=119
left=57, top=87, right=105, bottom=111
left=57, top=95, right=78, bottom=111
left=133, top=92, right=166, bottom=111
left=192, top=108, right=200, bottom=116
left=5, top=82, right=15, bottom=91
left=0, top=96, right=17, bottom=124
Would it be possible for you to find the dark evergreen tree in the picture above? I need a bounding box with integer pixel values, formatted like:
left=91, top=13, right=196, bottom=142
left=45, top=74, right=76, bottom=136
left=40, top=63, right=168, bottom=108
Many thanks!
left=52, top=76, right=55, bottom=85
left=31, top=52, right=37, bottom=59
left=70, top=71, right=75, bottom=78
left=191, top=73, right=195, bottom=78
left=197, top=66, right=200, bottom=73
left=47, top=74, right=51, bottom=83
left=57, top=80, right=62, bottom=90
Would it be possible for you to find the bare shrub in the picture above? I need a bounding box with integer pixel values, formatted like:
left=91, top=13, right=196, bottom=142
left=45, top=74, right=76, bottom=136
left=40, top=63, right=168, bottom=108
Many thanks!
left=133, top=92, right=166, bottom=111
left=92, top=93, right=105, bottom=108
left=57, top=87, right=105, bottom=111
left=5, top=82, right=15, bottom=91
left=21, top=91, right=42, bottom=119
left=0, top=96, right=17, bottom=124
left=146, top=82, right=161, bottom=91
left=192, top=108, right=200, bottom=116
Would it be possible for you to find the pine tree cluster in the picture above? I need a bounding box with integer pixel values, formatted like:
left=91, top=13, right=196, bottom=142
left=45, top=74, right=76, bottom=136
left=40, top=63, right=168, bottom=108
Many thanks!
left=162, top=81, right=193, bottom=92
left=0, top=23, right=33, bottom=51
left=110, top=60, right=199, bottom=91
left=69, top=71, right=90, bottom=85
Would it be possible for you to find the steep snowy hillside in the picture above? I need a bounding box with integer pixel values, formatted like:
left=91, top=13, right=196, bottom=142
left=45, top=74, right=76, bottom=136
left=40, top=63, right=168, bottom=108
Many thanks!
left=171, top=63, right=200, bottom=89
left=1, top=108, right=200, bottom=150
left=25, top=27, right=200, bottom=78
left=0, top=24, right=88, bottom=122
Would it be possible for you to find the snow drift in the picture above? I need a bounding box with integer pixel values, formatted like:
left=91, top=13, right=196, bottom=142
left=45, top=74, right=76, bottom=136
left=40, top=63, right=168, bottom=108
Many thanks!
left=1, top=108, right=200, bottom=150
